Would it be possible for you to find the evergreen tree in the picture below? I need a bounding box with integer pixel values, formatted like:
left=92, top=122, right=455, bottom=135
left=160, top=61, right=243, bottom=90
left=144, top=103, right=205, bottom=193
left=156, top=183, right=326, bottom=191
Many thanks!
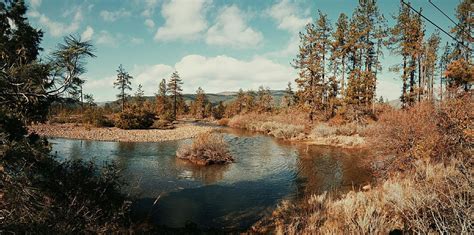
left=243, top=90, right=256, bottom=113
left=192, top=87, right=208, bottom=119
left=331, top=13, right=349, bottom=96
left=167, top=71, right=183, bottom=119
left=256, top=86, right=273, bottom=113
left=346, top=0, right=386, bottom=114
left=389, top=1, right=422, bottom=108
left=113, top=64, right=133, bottom=112
left=212, top=101, right=225, bottom=119
left=83, top=94, right=95, bottom=107
left=281, top=82, right=296, bottom=108
left=156, top=78, right=169, bottom=116
left=134, top=84, right=145, bottom=103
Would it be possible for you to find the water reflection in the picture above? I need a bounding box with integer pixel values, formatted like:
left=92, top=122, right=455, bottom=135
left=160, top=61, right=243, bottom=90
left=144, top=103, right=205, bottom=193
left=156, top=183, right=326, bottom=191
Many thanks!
left=50, top=129, right=371, bottom=230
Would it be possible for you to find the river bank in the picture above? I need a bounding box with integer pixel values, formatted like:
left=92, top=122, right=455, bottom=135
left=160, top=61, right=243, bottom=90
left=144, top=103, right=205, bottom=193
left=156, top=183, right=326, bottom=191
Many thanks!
left=29, top=123, right=216, bottom=142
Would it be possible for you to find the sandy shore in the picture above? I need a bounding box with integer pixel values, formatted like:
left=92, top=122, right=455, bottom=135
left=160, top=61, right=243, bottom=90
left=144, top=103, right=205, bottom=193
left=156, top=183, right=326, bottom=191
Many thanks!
left=29, top=123, right=216, bottom=142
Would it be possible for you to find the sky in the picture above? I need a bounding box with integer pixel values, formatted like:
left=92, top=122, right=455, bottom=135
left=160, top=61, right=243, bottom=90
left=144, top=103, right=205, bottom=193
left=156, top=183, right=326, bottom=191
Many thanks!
left=26, top=0, right=459, bottom=102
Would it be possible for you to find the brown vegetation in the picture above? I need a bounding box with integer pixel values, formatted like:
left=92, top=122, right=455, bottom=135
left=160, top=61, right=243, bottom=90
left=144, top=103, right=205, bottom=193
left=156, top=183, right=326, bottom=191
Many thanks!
left=370, top=95, right=472, bottom=173
left=252, top=159, right=472, bottom=234
left=176, top=132, right=234, bottom=166
left=253, top=94, right=473, bottom=233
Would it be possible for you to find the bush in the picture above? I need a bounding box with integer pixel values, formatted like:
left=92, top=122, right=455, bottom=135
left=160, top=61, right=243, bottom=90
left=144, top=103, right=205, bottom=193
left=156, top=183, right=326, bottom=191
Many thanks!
left=151, top=119, right=174, bottom=129
left=370, top=96, right=472, bottom=172
left=1, top=132, right=131, bottom=233
left=252, top=159, right=472, bottom=234
left=176, top=132, right=234, bottom=165
left=114, top=104, right=155, bottom=129
left=228, top=113, right=305, bottom=140
left=82, top=108, right=114, bottom=127
left=311, top=123, right=337, bottom=138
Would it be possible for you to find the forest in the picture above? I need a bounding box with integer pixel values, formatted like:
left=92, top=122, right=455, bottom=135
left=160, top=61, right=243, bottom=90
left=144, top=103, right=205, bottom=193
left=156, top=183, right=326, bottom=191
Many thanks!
left=1, top=0, right=472, bottom=233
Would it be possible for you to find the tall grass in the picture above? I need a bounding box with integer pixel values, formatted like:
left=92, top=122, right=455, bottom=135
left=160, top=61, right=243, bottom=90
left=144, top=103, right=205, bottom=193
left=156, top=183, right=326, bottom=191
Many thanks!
left=227, top=111, right=307, bottom=140
left=253, top=160, right=472, bottom=234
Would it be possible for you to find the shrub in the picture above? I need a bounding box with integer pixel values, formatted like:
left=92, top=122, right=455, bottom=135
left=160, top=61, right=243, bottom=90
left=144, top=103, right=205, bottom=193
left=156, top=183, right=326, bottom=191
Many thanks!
left=370, top=96, right=472, bottom=172
left=252, top=159, right=472, bottom=234
left=151, top=119, right=174, bottom=129
left=311, top=123, right=337, bottom=138
left=176, top=132, right=234, bottom=165
left=228, top=113, right=305, bottom=140
left=114, top=104, right=155, bottom=129
left=82, top=108, right=114, bottom=127
left=1, top=133, right=131, bottom=233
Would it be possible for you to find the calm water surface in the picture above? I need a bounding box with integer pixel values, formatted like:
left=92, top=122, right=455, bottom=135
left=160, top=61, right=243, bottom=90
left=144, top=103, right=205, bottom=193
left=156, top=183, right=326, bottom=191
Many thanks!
left=50, top=128, right=371, bottom=231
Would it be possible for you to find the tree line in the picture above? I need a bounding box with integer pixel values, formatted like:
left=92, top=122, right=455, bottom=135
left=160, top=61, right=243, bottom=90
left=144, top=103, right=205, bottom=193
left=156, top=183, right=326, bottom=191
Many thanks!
left=292, top=0, right=472, bottom=122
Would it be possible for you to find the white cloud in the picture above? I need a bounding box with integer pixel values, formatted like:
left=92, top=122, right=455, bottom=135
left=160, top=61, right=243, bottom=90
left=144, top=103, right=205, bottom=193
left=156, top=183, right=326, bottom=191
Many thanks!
left=100, top=9, right=131, bottom=22
left=144, top=19, right=155, bottom=29
left=131, top=37, right=145, bottom=44
left=265, top=0, right=311, bottom=58
left=30, top=8, right=83, bottom=37
left=83, top=75, right=117, bottom=101
left=175, top=55, right=295, bottom=93
left=206, top=5, right=263, bottom=48
left=96, top=31, right=120, bottom=47
left=154, top=0, right=210, bottom=41
left=30, top=0, right=41, bottom=8
left=81, top=26, right=94, bottom=41
left=85, top=54, right=295, bottom=101
left=133, top=64, right=175, bottom=94
left=268, top=0, right=311, bottom=33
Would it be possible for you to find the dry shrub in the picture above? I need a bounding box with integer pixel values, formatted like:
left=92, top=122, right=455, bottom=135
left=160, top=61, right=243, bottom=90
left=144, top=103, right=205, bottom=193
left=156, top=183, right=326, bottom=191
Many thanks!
left=252, top=160, right=473, bottom=234
left=176, top=132, right=234, bottom=165
left=310, top=122, right=368, bottom=138
left=228, top=112, right=306, bottom=140
left=371, top=96, right=473, bottom=172
left=310, top=123, right=337, bottom=138
left=217, top=118, right=229, bottom=126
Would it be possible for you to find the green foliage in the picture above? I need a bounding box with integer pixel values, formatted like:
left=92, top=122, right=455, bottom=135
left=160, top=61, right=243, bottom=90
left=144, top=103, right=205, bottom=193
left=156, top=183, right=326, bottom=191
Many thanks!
left=115, top=103, right=154, bottom=129
left=82, top=107, right=114, bottom=127
left=167, top=71, right=183, bottom=119
left=114, top=64, right=133, bottom=112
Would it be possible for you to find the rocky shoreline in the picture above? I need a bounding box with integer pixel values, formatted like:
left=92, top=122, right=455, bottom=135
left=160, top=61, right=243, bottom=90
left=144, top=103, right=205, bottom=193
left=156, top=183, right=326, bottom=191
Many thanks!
left=29, top=123, right=216, bottom=142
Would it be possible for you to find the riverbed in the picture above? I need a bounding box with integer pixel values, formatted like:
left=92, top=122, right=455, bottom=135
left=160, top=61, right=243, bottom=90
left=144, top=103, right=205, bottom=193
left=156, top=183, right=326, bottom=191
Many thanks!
left=49, top=127, right=371, bottom=231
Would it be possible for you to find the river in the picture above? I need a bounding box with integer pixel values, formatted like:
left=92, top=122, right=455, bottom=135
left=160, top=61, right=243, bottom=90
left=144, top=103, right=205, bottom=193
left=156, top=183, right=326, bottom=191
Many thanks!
left=49, top=127, right=371, bottom=231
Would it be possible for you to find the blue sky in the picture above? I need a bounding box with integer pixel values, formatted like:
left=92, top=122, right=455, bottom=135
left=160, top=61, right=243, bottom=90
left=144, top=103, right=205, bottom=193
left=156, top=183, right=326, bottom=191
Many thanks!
left=26, top=0, right=459, bottom=101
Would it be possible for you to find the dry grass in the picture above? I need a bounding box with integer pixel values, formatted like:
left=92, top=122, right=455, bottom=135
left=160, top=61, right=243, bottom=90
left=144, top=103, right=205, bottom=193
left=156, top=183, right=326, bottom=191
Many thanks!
left=370, top=96, right=473, bottom=172
left=176, top=132, right=234, bottom=165
left=227, top=111, right=307, bottom=140
left=252, top=159, right=473, bottom=234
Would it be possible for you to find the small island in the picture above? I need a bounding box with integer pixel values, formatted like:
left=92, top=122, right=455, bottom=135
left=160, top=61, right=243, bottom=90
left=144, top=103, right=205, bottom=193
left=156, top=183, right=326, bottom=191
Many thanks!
left=176, top=132, right=234, bottom=165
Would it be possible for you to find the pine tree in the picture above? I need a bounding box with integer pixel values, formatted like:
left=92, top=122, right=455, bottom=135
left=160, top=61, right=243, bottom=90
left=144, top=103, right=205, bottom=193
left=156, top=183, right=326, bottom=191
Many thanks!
left=256, top=86, right=273, bottom=113
left=389, top=1, right=422, bottom=108
left=212, top=101, right=225, bottom=119
left=281, top=82, right=296, bottom=108
left=451, top=0, right=472, bottom=63
left=331, top=13, right=349, bottom=96
left=156, top=79, right=169, bottom=116
left=192, top=87, right=208, bottom=119
left=113, top=64, right=133, bottom=112
left=294, top=11, right=332, bottom=121
left=243, top=90, right=256, bottom=113
left=134, top=84, right=145, bottom=103
left=167, top=71, right=183, bottom=119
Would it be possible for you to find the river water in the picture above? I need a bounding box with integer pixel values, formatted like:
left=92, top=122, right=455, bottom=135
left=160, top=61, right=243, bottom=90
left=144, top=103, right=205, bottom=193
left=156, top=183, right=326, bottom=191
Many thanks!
left=49, top=128, right=371, bottom=231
